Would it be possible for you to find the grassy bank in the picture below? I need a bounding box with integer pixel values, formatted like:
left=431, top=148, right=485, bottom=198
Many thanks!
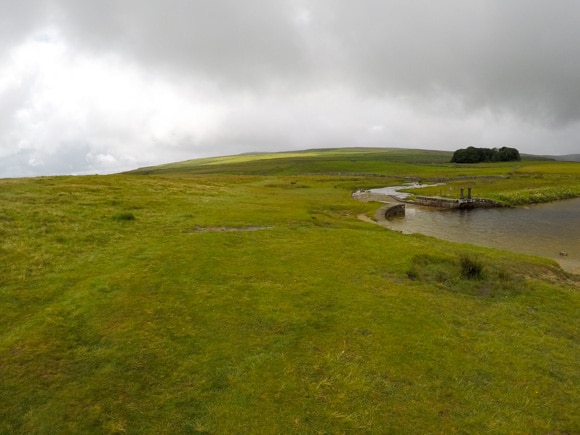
left=1, top=150, right=579, bottom=433
left=402, top=161, right=580, bottom=205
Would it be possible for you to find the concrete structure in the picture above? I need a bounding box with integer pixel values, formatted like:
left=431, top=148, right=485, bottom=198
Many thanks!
left=413, top=195, right=504, bottom=209
left=384, top=204, right=405, bottom=219
left=353, top=187, right=506, bottom=210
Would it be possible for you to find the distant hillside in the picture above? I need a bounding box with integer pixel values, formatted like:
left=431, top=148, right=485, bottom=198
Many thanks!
left=124, top=147, right=569, bottom=177
left=550, top=154, right=580, bottom=162
left=124, top=147, right=454, bottom=176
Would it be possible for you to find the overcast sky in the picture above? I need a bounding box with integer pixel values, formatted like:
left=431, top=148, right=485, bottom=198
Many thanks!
left=1, top=1, right=579, bottom=177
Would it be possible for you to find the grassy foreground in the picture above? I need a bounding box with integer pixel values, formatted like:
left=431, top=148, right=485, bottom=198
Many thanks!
left=1, top=149, right=579, bottom=433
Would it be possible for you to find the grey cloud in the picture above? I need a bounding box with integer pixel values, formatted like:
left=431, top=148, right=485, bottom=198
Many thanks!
left=51, top=0, right=311, bottom=88
left=0, top=142, right=96, bottom=178
left=313, top=0, right=580, bottom=125
left=1, top=1, right=579, bottom=178
left=7, top=0, right=580, bottom=121
left=41, top=0, right=580, bottom=125
left=0, top=0, right=49, bottom=54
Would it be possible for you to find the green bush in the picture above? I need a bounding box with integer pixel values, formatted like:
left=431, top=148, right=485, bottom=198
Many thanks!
left=451, top=146, right=521, bottom=163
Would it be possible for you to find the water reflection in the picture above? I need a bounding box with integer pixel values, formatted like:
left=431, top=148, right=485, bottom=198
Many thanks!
left=381, top=198, right=580, bottom=274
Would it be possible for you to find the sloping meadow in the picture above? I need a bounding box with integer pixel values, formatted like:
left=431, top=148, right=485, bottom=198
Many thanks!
left=0, top=172, right=578, bottom=433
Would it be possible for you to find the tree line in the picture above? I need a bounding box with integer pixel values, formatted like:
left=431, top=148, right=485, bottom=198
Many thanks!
left=450, top=146, right=521, bottom=163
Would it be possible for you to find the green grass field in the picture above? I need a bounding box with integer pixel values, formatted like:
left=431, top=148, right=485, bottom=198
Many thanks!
left=1, top=148, right=579, bottom=433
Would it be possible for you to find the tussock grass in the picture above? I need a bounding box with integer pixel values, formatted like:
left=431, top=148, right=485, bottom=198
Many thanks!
left=111, top=212, right=136, bottom=221
left=460, top=254, right=484, bottom=280
left=407, top=252, right=529, bottom=298
left=1, top=152, right=579, bottom=433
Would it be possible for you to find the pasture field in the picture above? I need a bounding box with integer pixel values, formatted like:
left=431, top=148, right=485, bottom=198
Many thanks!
left=129, top=147, right=511, bottom=178
left=1, top=148, right=579, bottom=433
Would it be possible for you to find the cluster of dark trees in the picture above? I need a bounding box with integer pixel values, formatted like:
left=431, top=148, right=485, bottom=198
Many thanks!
left=450, top=146, right=521, bottom=163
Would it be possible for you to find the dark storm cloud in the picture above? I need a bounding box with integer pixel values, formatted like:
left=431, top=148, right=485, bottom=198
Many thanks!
left=312, top=0, right=580, bottom=125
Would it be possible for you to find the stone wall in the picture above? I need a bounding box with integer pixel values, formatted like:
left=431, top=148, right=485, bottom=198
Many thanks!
left=414, top=196, right=460, bottom=208
left=469, top=198, right=506, bottom=208
left=413, top=195, right=504, bottom=209
left=384, top=204, right=405, bottom=219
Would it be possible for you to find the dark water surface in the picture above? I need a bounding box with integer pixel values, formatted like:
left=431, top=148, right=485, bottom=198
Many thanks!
left=381, top=197, right=580, bottom=274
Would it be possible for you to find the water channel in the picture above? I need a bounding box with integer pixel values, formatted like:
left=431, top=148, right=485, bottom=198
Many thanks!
left=370, top=188, right=580, bottom=274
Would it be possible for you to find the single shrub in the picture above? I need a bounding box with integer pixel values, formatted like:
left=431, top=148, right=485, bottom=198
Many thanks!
left=460, top=255, right=484, bottom=280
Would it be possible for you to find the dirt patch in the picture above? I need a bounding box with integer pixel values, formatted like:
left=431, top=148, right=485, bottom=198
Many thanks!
left=357, top=214, right=378, bottom=225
